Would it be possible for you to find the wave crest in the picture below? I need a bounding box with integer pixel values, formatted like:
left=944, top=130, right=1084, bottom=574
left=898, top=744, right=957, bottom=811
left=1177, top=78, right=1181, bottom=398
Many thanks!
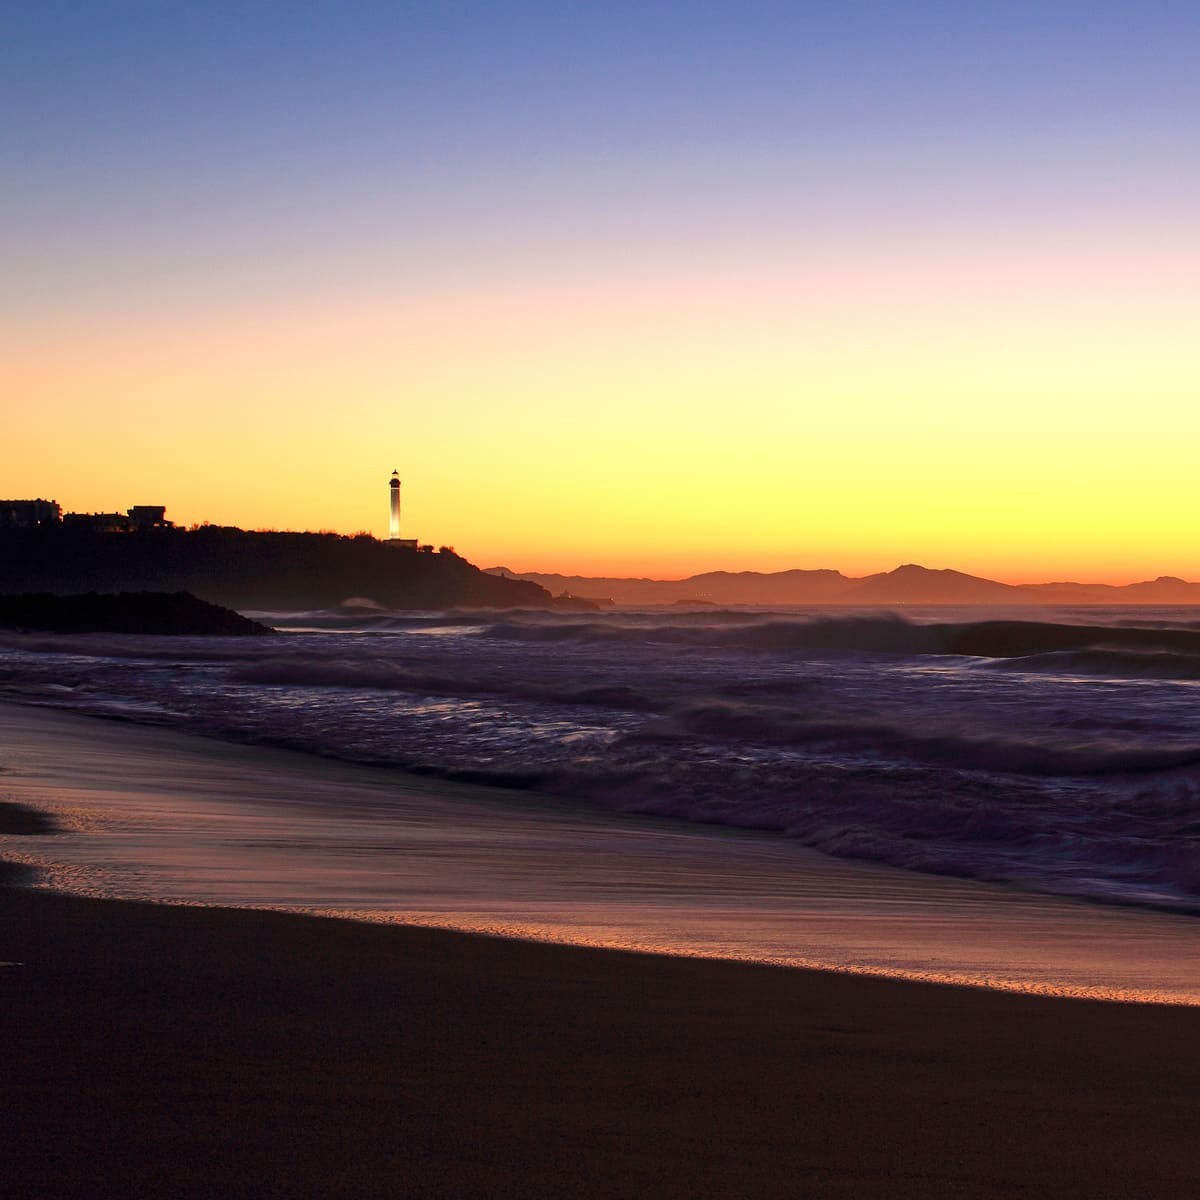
left=479, top=612, right=1200, bottom=662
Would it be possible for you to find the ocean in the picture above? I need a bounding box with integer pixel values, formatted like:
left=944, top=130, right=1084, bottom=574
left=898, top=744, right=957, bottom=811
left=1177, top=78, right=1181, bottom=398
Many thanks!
left=3, top=604, right=1199, bottom=1000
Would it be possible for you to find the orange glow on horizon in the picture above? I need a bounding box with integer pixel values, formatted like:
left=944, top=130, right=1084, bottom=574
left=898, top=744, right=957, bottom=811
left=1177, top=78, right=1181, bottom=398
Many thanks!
left=9, top=4, right=1200, bottom=595
left=6, top=220, right=1199, bottom=588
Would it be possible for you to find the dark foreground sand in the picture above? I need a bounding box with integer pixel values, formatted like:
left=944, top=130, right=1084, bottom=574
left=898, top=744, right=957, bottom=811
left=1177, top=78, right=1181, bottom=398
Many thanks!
left=3, top=827, right=1199, bottom=1200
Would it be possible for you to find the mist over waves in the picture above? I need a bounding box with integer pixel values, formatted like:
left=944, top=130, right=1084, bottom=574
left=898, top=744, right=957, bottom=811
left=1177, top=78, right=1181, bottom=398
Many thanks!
left=4, top=603, right=1200, bottom=912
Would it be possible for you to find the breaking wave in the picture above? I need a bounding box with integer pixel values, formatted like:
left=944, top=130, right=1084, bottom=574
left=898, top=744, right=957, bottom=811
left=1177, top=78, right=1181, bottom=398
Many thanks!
left=987, top=648, right=1200, bottom=681
left=231, top=657, right=665, bottom=712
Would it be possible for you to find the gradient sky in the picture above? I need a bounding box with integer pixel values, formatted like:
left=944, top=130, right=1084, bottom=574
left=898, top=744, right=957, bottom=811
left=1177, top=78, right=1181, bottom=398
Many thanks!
left=4, top=1, right=1198, bottom=580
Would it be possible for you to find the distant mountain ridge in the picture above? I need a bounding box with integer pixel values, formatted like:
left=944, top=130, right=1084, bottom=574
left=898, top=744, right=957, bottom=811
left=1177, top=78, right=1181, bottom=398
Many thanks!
left=485, top=564, right=1200, bottom=606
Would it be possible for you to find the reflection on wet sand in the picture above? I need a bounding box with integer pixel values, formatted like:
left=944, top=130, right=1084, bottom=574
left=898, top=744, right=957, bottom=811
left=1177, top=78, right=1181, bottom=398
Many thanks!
left=3, top=703, right=1197, bottom=1005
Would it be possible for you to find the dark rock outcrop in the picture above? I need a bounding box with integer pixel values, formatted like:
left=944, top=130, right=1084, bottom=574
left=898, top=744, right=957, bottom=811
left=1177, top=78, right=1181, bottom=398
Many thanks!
left=0, top=591, right=271, bottom=636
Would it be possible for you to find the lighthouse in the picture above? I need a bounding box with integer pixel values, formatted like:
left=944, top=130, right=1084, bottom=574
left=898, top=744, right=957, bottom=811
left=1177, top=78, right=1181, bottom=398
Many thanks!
left=388, top=470, right=401, bottom=540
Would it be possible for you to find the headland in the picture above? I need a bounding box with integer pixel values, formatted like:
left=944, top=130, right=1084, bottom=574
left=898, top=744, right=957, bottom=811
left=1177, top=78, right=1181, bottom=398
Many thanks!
left=0, top=525, right=573, bottom=611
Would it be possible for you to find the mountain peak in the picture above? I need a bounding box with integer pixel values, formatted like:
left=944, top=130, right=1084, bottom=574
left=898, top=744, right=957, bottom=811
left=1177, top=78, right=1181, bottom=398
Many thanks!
left=845, top=563, right=1017, bottom=603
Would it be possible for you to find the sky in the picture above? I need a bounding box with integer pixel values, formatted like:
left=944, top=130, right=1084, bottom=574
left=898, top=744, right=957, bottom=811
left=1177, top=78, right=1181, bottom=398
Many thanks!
left=4, top=1, right=1198, bottom=580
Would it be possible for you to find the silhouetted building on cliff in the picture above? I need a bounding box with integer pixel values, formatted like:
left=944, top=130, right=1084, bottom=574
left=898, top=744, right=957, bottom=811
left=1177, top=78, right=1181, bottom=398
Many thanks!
left=128, top=506, right=173, bottom=531
left=0, top=499, right=61, bottom=529
left=64, top=511, right=132, bottom=533
left=21, top=502, right=175, bottom=534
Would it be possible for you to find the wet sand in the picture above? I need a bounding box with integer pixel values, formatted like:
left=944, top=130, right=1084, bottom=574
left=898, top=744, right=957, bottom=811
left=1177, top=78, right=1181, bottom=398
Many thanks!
left=3, top=703, right=1199, bottom=1003
left=2, top=704, right=1200, bottom=1196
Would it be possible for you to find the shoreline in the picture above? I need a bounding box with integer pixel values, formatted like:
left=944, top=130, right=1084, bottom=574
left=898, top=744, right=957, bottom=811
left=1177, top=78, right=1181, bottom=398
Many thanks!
left=3, top=700, right=1200, bottom=1005
left=5, top=698, right=1200, bottom=1003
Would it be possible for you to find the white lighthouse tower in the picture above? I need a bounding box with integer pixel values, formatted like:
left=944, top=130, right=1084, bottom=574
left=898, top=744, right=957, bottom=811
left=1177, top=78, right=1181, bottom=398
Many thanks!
left=386, top=470, right=417, bottom=547
left=388, top=469, right=402, bottom=540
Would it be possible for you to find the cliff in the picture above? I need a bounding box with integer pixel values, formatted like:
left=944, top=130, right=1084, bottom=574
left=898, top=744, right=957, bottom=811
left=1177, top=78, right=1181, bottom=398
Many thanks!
left=0, top=528, right=558, bottom=612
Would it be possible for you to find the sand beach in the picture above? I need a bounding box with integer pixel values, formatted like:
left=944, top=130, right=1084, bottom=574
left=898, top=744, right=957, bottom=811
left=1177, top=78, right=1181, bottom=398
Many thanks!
left=2, top=703, right=1200, bottom=1197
